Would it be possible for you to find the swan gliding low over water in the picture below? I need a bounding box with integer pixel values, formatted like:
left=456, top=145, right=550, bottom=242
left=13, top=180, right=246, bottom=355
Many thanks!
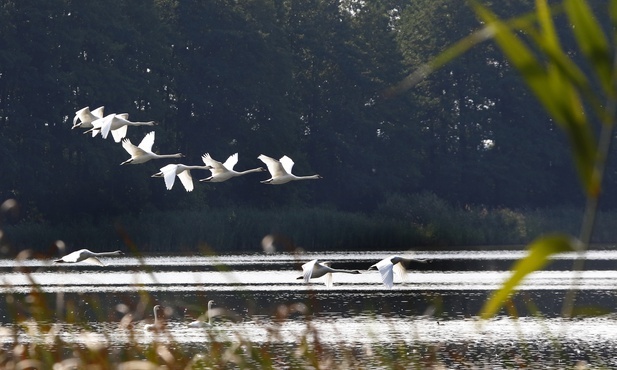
left=54, top=249, right=123, bottom=267
left=298, top=259, right=361, bottom=288
left=369, top=255, right=429, bottom=289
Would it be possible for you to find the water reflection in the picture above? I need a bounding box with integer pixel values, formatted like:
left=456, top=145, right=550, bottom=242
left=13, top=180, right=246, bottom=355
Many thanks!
left=1, top=250, right=616, bottom=367
left=3, top=315, right=617, bottom=367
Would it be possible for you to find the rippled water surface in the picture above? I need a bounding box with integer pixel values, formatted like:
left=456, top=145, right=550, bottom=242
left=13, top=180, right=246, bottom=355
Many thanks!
left=2, top=250, right=617, bottom=367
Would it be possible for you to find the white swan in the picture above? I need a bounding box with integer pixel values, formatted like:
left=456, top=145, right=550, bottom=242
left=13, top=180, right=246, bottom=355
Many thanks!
left=188, top=300, right=216, bottom=327
left=297, top=259, right=360, bottom=288
left=71, top=106, right=105, bottom=131
left=369, top=255, right=429, bottom=289
left=54, top=249, right=123, bottom=267
left=144, top=305, right=165, bottom=331
left=152, top=163, right=212, bottom=192
left=120, top=131, right=184, bottom=165
left=90, top=113, right=157, bottom=142
left=258, top=155, right=322, bottom=185
left=82, top=112, right=131, bottom=137
left=199, top=153, right=265, bottom=182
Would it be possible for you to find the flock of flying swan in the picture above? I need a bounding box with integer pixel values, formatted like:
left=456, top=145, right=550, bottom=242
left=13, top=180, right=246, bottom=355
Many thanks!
left=53, top=249, right=427, bottom=330
left=63, top=106, right=430, bottom=328
left=299, top=256, right=429, bottom=289
left=53, top=248, right=428, bottom=290
left=71, top=105, right=323, bottom=191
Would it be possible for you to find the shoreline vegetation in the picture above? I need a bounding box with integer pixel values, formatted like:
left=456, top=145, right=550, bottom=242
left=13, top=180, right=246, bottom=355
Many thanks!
left=2, top=192, right=615, bottom=256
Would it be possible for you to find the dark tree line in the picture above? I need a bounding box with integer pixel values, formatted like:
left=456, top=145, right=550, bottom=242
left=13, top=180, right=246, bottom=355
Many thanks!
left=0, top=0, right=613, bottom=226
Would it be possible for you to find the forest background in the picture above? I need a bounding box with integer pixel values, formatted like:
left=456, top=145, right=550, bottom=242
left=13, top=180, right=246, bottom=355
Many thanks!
left=1, top=0, right=616, bottom=254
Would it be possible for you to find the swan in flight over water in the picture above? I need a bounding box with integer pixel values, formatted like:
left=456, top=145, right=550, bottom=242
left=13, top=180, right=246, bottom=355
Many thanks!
left=54, top=249, right=123, bottom=267
left=152, top=163, right=212, bottom=192
left=85, top=113, right=157, bottom=142
left=369, top=255, right=429, bottom=289
left=120, top=131, right=184, bottom=165
left=144, top=305, right=165, bottom=331
left=258, top=155, right=322, bottom=185
left=71, top=106, right=105, bottom=131
left=298, top=259, right=360, bottom=288
left=188, top=300, right=216, bottom=327
left=199, top=153, right=265, bottom=182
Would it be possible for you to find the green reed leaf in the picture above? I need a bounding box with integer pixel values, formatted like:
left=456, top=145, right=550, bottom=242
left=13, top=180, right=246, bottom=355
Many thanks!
left=472, top=1, right=598, bottom=196
left=480, top=234, right=580, bottom=319
left=564, top=0, right=613, bottom=93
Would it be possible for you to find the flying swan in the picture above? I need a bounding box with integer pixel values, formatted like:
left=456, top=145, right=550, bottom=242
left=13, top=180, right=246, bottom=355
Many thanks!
left=71, top=106, right=105, bottom=131
left=120, top=131, right=184, bottom=165
left=298, top=259, right=360, bottom=288
left=152, top=163, right=213, bottom=192
left=54, top=249, right=123, bottom=267
left=199, top=153, right=265, bottom=182
left=85, top=113, right=157, bottom=142
left=369, top=255, right=429, bottom=289
left=258, top=154, right=322, bottom=185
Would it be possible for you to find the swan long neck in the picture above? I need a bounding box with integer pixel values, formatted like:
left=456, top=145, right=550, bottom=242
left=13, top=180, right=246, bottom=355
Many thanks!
left=94, top=251, right=121, bottom=256
left=153, top=307, right=159, bottom=326
left=294, top=175, right=322, bottom=181
left=184, top=165, right=211, bottom=170
left=237, top=167, right=265, bottom=175
left=156, top=153, right=183, bottom=159
left=331, top=268, right=359, bottom=274
left=207, top=301, right=214, bottom=324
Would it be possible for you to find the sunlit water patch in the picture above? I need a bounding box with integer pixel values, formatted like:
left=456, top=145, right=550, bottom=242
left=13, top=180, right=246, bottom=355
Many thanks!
left=3, top=315, right=617, bottom=368
left=1, top=251, right=616, bottom=367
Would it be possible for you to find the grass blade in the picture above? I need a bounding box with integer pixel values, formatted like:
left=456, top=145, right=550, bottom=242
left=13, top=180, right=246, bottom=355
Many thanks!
left=480, top=234, right=580, bottom=319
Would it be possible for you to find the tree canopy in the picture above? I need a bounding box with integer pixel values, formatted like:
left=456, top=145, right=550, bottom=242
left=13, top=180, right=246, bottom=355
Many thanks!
left=0, top=0, right=610, bottom=227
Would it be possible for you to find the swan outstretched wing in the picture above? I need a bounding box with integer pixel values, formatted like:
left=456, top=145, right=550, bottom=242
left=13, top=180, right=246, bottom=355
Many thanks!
left=91, top=106, right=105, bottom=119
left=373, top=258, right=395, bottom=289
left=110, top=124, right=128, bottom=143
left=279, top=156, right=295, bottom=174
left=122, top=138, right=141, bottom=156
left=84, top=257, right=105, bottom=267
left=73, top=107, right=88, bottom=126
left=202, top=154, right=227, bottom=174
left=56, top=249, right=86, bottom=263
left=393, top=261, right=408, bottom=282
left=177, top=169, right=194, bottom=192
left=56, top=249, right=105, bottom=266
left=99, top=114, right=116, bottom=139
left=323, top=272, right=333, bottom=288
left=138, top=131, right=155, bottom=152
left=223, top=153, right=239, bottom=170
left=301, top=259, right=318, bottom=283
left=160, top=164, right=178, bottom=190
left=258, top=154, right=287, bottom=177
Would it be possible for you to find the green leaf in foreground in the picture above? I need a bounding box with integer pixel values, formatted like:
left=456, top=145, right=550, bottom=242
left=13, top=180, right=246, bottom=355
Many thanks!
left=564, top=0, right=613, bottom=93
left=480, top=234, right=580, bottom=319
left=472, top=0, right=598, bottom=197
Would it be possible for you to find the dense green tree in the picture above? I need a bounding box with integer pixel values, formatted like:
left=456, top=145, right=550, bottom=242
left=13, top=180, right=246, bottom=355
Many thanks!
left=394, top=0, right=584, bottom=208
left=0, top=0, right=613, bottom=235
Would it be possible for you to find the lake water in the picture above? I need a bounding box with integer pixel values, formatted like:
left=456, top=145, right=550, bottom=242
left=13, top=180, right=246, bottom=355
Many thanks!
left=1, top=250, right=617, bottom=368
